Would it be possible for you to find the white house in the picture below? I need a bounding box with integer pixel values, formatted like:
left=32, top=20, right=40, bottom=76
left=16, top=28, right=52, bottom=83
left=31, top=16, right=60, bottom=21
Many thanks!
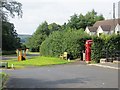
left=97, top=25, right=111, bottom=36
left=85, top=18, right=120, bottom=36
left=85, top=27, right=97, bottom=36
left=115, top=24, right=120, bottom=34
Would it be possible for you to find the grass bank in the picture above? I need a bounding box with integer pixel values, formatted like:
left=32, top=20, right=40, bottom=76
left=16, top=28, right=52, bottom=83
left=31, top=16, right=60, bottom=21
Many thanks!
left=5, top=56, right=74, bottom=68
left=0, top=72, right=8, bottom=89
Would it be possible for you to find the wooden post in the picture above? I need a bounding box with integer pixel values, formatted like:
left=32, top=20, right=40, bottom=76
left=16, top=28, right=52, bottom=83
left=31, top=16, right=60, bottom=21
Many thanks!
left=24, top=49, right=26, bottom=59
left=20, top=50, right=22, bottom=61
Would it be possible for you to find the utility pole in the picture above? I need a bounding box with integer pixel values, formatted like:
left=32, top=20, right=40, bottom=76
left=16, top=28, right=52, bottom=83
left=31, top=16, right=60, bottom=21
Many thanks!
left=118, top=1, right=120, bottom=27
left=113, top=3, right=115, bottom=33
left=0, top=0, right=2, bottom=54
left=118, top=1, right=120, bottom=18
left=113, top=3, right=115, bottom=19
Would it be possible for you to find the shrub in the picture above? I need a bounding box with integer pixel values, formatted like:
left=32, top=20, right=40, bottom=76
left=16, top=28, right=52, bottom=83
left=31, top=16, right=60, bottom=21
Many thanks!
left=91, top=36, right=104, bottom=63
left=40, top=29, right=91, bottom=59
left=91, top=34, right=120, bottom=63
left=103, top=34, right=120, bottom=58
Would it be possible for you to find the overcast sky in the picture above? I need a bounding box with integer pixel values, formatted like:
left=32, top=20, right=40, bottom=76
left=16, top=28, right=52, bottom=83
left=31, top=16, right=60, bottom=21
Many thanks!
left=9, top=0, right=119, bottom=35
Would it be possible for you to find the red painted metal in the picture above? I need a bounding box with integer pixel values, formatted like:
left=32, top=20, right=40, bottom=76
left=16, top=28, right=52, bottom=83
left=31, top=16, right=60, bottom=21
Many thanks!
left=85, top=40, right=93, bottom=62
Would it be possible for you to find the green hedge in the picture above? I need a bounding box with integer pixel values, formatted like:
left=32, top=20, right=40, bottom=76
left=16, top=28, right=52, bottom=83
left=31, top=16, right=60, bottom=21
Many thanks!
left=91, top=34, right=120, bottom=63
left=40, top=29, right=91, bottom=59
left=91, top=36, right=104, bottom=63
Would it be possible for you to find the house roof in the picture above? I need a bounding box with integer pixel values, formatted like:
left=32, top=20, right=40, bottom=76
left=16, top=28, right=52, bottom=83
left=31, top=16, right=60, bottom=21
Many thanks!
left=87, top=27, right=97, bottom=32
left=100, top=25, right=111, bottom=31
left=93, top=18, right=120, bottom=29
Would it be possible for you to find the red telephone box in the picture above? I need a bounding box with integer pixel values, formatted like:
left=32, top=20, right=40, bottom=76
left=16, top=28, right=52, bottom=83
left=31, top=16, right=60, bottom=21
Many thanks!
left=85, top=40, right=93, bottom=63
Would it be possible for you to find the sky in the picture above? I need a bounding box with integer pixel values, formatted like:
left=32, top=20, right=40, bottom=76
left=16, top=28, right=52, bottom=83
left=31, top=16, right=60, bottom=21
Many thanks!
left=9, top=0, right=119, bottom=35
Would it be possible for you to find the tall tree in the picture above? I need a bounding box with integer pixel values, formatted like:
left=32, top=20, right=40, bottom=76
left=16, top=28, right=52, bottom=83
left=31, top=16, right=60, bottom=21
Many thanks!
left=2, top=21, right=21, bottom=50
left=67, top=14, right=80, bottom=29
left=26, top=22, right=63, bottom=52
left=85, top=9, right=104, bottom=26
left=26, top=21, right=50, bottom=52
left=1, top=0, right=22, bottom=21
left=1, top=0, right=23, bottom=51
left=67, top=9, right=104, bottom=30
left=48, top=23, right=61, bottom=33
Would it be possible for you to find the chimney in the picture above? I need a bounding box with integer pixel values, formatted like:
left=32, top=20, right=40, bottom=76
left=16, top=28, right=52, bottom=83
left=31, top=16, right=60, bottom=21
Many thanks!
left=113, top=3, right=115, bottom=19
left=118, top=1, right=120, bottom=18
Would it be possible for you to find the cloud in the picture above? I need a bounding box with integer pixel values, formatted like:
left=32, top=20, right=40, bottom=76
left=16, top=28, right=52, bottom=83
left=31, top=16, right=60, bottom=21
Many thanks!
left=9, top=0, right=119, bottom=35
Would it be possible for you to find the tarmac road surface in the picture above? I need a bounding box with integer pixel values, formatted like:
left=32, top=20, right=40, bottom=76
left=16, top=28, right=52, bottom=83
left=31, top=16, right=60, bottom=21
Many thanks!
left=3, top=63, right=118, bottom=88
left=1, top=53, right=40, bottom=60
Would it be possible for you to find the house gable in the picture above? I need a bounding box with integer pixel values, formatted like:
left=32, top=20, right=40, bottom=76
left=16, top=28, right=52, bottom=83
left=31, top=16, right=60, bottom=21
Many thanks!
left=85, top=27, right=97, bottom=35
left=115, top=24, right=120, bottom=34
left=97, top=25, right=110, bottom=36
left=97, top=26, right=104, bottom=36
left=85, top=27, right=90, bottom=34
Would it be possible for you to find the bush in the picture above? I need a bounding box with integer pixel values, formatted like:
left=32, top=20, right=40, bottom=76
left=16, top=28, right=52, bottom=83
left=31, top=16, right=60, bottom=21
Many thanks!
left=102, top=34, right=120, bottom=58
left=91, top=36, right=104, bottom=63
left=0, top=72, right=8, bottom=90
left=91, top=34, right=120, bottom=63
left=40, top=28, right=91, bottom=59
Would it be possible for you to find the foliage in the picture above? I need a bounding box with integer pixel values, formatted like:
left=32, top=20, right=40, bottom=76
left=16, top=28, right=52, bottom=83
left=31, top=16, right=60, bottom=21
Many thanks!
left=100, top=34, right=120, bottom=58
left=26, top=21, right=49, bottom=52
left=48, top=23, right=62, bottom=33
left=40, top=28, right=91, bottom=59
left=26, top=10, right=104, bottom=53
left=2, top=21, right=21, bottom=51
left=26, top=21, right=62, bottom=52
left=20, top=43, right=27, bottom=49
left=91, top=34, right=120, bottom=63
left=1, top=0, right=23, bottom=21
left=67, top=9, right=104, bottom=30
left=6, top=56, right=72, bottom=68
left=0, top=72, right=8, bottom=90
left=91, top=36, right=104, bottom=63
left=1, top=0, right=23, bottom=52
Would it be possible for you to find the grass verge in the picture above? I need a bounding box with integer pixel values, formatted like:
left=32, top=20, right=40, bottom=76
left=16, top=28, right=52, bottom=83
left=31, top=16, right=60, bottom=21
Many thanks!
left=90, top=60, right=98, bottom=64
left=4, top=56, right=74, bottom=68
left=0, top=72, right=8, bottom=90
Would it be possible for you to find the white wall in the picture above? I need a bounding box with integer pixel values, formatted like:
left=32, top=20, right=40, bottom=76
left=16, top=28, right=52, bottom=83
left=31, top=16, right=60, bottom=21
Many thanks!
left=115, top=24, right=120, bottom=34
left=85, top=27, right=90, bottom=34
left=85, top=27, right=96, bottom=35
left=110, top=30, right=114, bottom=34
left=97, top=26, right=110, bottom=36
left=91, top=32, right=96, bottom=35
left=104, top=31, right=109, bottom=34
left=97, top=26, right=104, bottom=36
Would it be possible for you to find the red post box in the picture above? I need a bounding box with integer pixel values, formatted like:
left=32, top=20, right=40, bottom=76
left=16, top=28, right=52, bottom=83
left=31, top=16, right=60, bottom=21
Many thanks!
left=85, top=40, right=93, bottom=63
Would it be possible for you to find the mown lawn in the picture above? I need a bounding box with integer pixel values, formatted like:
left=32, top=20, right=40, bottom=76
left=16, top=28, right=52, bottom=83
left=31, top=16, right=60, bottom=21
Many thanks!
left=5, top=56, right=74, bottom=68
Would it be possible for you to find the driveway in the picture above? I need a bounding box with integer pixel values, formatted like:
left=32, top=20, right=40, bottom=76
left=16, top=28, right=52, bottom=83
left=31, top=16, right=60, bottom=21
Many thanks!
left=3, top=64, right=118, bottom=88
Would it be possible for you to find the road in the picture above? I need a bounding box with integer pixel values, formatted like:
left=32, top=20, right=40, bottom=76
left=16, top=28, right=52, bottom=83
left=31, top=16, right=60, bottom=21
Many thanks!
left=1, top=53, right=40, bottom=60
left=3, top=63, right=118, bottom=88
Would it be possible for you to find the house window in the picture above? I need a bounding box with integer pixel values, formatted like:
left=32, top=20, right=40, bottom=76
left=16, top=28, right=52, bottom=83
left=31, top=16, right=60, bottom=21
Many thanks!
left=99, top=33, right=103, bottom=36
left=117, top=31, right=120, bottom=34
